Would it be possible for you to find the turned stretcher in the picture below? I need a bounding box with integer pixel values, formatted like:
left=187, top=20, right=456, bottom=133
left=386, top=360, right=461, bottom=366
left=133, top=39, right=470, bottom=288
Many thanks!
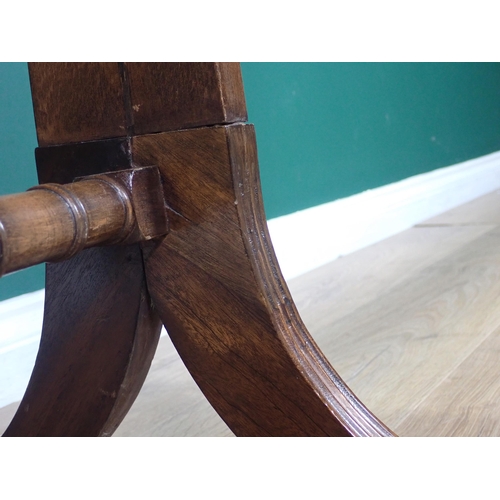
left=0, top=63, right=394, bottom=436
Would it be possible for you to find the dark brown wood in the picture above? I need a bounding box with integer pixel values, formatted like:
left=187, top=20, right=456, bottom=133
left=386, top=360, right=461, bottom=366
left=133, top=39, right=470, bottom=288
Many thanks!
left=107, top=166, right=169, bottom=243
left=29, top=63, right=128, bottom=146
left=125, top=63, right=248, bottom=134
left=29, top=63, right=247, bottom=147
left=4, top=244, right=161, bottom=436
left=35, top=137, right=132, bottom=185
left=0, top=180, right=126, bottom=276
left=0, top=166, right=168, bottom=277
left=133, top=124, right=393, bottom=436
left=3, top=62, right=395, bottom=437
left=3, top=132, right=162, bottom=437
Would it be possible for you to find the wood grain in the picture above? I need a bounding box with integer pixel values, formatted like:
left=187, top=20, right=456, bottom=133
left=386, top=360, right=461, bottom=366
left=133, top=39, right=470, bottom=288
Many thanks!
left=28, top=63, right=127, bottom=146
left=396, top=321, right=500, bottom=436
left=3, top=121, right=162, bottom=436
left=132, top=124, right=392, bottom=437
left=35, top=137, right=132, bottom=185
left=8, top=62, right=398, bottom=437
left=5, top=62, right=252, bottom=436
left=0, top=168, right=168, bottom=276
left=29, top=63, right=248, bottom=146
left=4, top=244, right=161, bottom=436
left=114, top=332, right=234, bottom=437
left=80, top=190, right=500, bottom=436
left=288, top=190, right=500, bottom=436
left=0, top=182, right=124, bottom=275
left=125, top=63, right=247, bottom=134
left=6, top=189, right=500, bottom=436
left=292, top=227, right=500, bottom=429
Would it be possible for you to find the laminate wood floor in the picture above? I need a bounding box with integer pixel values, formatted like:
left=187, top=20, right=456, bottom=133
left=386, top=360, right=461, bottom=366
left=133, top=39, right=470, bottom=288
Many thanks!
left=291, top=190, right=500, bottom=437
left=3, top=190, right=500, bottom=436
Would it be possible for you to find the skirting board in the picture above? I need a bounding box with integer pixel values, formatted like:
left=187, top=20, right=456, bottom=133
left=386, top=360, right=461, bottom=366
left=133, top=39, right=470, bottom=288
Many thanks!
left=1, top=150, right=500, bottom=407
left=268, top=150, right=500, bottom=281
left=0, top=289, right=45, bottom=407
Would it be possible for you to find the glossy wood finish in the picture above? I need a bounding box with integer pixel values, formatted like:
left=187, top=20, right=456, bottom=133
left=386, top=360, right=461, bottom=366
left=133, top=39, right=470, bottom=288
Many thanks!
left=0, top=180, right=128, bottom=276
left=3, top=122, right=162, bottom=436
left=4, top=244, right=161, bottom=436
left=105, top=190, right=500, bottom=436
left=284, top=190, right=500, bottom=437
left=126, top=63, right=247, bottom=134
left=132, top=124, right=392, bottom=436
left=3, top=62, right=395, bottom=436
left=4, top=63, right=250, bottom=436
left=0, top=166, right=167, bottom=277
left=29, top=63, right=247, bottom=146
left=29, top=63, right=128, bottom=147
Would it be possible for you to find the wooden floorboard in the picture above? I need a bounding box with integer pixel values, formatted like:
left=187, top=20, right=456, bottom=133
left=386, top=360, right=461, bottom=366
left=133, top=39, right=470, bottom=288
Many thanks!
left=397, top=323, right=500, bottom=436
left=288, top=189, right=500, bottom=436
left=4, top=189, right=500, bottom=436
left=114, top=333, right=233, bottom=437
left=0, top=402, right=18, bottom=434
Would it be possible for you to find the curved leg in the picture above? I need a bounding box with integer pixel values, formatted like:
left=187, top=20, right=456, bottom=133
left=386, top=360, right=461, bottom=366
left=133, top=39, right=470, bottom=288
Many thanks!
left=3, top=67, right=163, bottom=436
left=2, top=144, right=163, bottom=436
left=133, top=124, right=393, bottom=436
left=4, top=245, right=161, bottom=436
left=3, top=63, right=395, bottom=436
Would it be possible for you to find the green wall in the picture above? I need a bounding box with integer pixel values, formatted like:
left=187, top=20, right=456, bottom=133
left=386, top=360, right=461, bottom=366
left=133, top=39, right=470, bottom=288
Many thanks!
left=241, top=63, right=500, bottom=218
left=0, top=63, right=43, bottom=302
left=1, top=63, right=500, bottom=301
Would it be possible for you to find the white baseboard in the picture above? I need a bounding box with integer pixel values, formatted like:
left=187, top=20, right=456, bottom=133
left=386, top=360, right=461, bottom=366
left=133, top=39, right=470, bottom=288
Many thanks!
left=0, top=289, right=45, bottom=349
left=0, top=289, right=45, bottom=407
left=1, top=150, right=500, bottom=407
left=268, top=150, right=500, bottom=280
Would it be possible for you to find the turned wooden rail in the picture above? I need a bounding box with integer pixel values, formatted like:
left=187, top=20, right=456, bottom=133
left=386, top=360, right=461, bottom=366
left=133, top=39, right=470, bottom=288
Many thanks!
left=0, top=63, right=395, bottom=437
left=0, top=166, right=167, bottom=276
